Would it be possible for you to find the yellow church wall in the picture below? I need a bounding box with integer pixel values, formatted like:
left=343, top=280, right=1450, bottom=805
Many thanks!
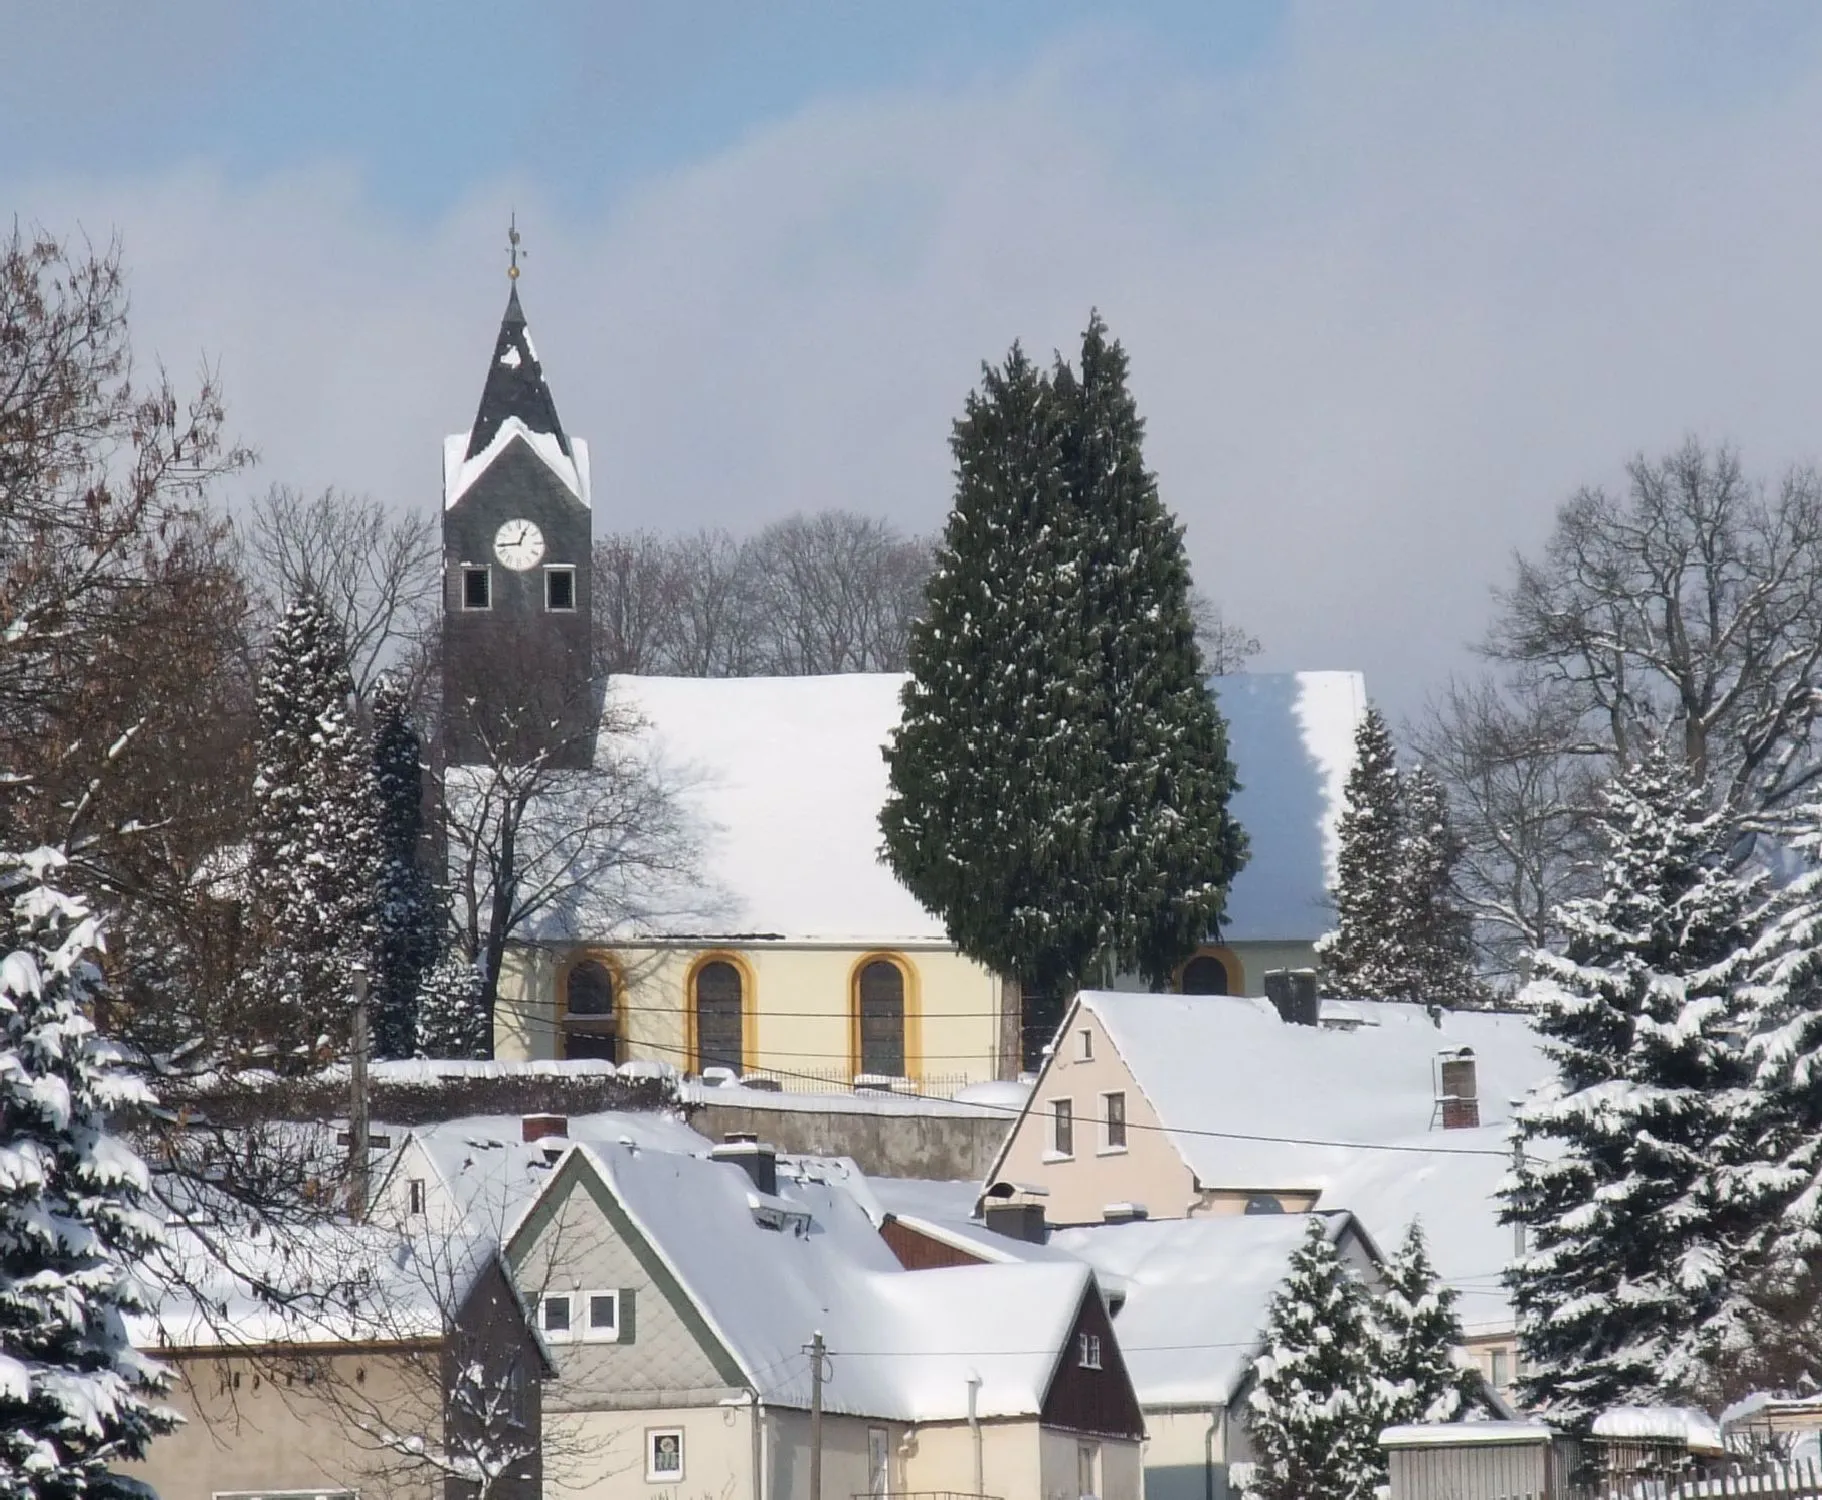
left=494, top=940, right=1006, bottom=1089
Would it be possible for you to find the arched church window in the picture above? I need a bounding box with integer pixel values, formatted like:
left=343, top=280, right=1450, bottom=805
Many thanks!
left=857, top=960, right=907, bottom=1078
left=1180, top=953, right=1230, bottom=996
left=693, top=960, right=744, bottom=1075
left=562, top=959, right=618, bottom=1062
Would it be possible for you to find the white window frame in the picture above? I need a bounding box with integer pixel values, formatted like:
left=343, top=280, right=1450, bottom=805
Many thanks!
left=1048, top=1098, right=1075, bottom=1160
left=461, top=563, right=492, bottom=611
left=544, top=563, right=577, bottom=613
left=1099, top=1091, right=1128, bottom=1154
left=582, top=1288, right=621, bottom=1342
left=646, top=1427, right=685, bottom=1483
left=1078, top=1331, right=1102, bottom=1369
left=539, top=1292, right=575, bottom=1340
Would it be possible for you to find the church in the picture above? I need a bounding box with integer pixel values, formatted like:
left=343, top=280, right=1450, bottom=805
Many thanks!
left=441, top=277, right=1367, bottom=1092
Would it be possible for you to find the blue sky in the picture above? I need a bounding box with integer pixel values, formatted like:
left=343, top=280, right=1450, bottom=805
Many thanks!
left=9, top=3, right=1822, bottom=719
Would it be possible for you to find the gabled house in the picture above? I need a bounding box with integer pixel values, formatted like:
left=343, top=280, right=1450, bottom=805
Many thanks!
left=124, top=1219, right=552, bottom=1500
left=487, top=669, right=1367, bottom=1090
left=501, top=1134, right=1147, bottom=1500
left=982, top=990, right=1550, bottom=1403
left=880, top=1207, right=1395, bottom=1500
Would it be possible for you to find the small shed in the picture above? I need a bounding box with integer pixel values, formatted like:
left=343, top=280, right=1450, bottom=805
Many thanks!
left=1382, top=1422, right=1576, bottom=1500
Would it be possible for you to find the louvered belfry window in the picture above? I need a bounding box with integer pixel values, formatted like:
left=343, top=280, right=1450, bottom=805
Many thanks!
left=694, top=960, right=744, bottom=1074
left=858, top=960, right=906, bottom=1078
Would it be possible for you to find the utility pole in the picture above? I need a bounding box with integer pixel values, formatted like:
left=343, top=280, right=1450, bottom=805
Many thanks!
left=349, top=965, right=372, bottom=1221
left=807, top=1330, right=826, bottom=1500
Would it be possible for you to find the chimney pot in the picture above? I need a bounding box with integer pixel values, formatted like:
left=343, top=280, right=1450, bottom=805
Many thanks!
left=709, top=1136, right=778, bottom=1195
left=522, top=1113, right=569, bottom=1144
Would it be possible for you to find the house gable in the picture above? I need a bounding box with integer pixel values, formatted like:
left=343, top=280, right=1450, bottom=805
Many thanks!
left=506, top=1149, right=746, bottom=1406
left=983, top=1000, right=1197, bottom=1227
left=1039, top=1286, right=1146, bottom=1442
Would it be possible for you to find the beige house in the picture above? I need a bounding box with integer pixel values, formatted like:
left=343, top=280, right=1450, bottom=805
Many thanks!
left=983, top=990, right=1549, bottom=1406
left=493, top=669, right=1367, bottom=1093
left=498, top=1131, right=1147, bottom=1500
left=125, top=1223, right=551, bottom=1500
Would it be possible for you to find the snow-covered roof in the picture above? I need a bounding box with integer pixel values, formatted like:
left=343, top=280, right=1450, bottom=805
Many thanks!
left=1049, top=1212, right=1355, bottom=1406
left=1213, top=671, right=1366, bottom=942
left=1381, top=1422, right=1555, bottom=1448
left=536, top=670, right=1362, bottom=946
left=1592, top=1406, right=1726, bottom=1452
left=536, top=1142, right=1098, bottom=1423
left=443, top=420, right=591, bottom=510
left=1068, top=991, right=1550, bottom=1333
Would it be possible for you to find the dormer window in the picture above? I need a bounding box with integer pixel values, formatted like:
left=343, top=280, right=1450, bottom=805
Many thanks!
left=545, top=565, right=576, bottom=612
left=462, top=565, right=491, bottom=610
left=1078, top=1332, right=1102, bottom=1369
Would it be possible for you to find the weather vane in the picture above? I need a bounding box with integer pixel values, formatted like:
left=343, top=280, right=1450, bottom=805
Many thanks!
left=507, top=212, right=525, bottom=281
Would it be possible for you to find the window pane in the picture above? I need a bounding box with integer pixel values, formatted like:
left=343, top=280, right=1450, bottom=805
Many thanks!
left=1054, top=1099, right=1074, bottom=1156
left=563, top=960, right=618, bottom=1062
left=1105, top=1092, right=1127, bottom=1149
left=546, top=568, right=576, bottom=611
left=463, top=567, right=491, bottom=609
left=1181, top=954, right=1229, bottom=995
left=566, top=961, right=615, bottom=1017
left=858, top=960, right=905, bottom=1077
left=542, top=1296, right=570, bottom=1333
left=695, top=961, right=744, bottom=1074
left=589, top=1293, right=617, bottom=1331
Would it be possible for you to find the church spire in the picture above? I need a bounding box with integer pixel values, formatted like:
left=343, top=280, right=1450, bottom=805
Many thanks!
left=465, top=222, right=569, bottom=461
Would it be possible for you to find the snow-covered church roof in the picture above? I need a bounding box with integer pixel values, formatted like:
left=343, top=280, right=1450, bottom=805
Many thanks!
left=539, top=670, right=1364, bottom=947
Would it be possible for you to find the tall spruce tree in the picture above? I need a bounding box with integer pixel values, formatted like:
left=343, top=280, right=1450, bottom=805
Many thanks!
left=882, top=319, right=1244, bottom=1057
left=1319, top=706, right=1407, bottom=996
left=0, top=848, right=174, bottom=1499
left=369, top=675, right=435, bottom=1060
left=1375, top=1220, right=1480, bottom=1427
left=1397, top=767, right=1481, bottom=1006
left=1242, top=1219, right=1382, bottom=1500
left=1501, top=750, right=1756, bottom=1426
left=246, top=593, right=378, bottom=1064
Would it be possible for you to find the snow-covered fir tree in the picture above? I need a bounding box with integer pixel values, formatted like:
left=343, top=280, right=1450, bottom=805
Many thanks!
left=246, top=593, right=379, bottom=1064
left=1502, top=749, right=1757, bottom=1426
left=415, top=945, right=489, bottom=1060
left=1718, top=808, right=1822, bottom=1390
left=368, top=675, right=435, bottom=1061
left=1397, top=767, right=1482, bottom=1006
left=883, top=319, right=1244, bottom=1057
left=1319, top=706, right=1407, bottom=997
left=0, top=848, right=174, bottom=1499
left=1375, top=1220, right=1480, bottom=1426
left=1242, top=1219, right=1382, bottom=1500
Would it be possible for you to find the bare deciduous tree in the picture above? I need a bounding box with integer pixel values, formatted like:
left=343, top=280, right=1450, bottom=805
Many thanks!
left=1191, top=589, right=1264, bottom=674
left=748, top=511, right=933, bottom=673
left=237, top=482, right=441, bottom=698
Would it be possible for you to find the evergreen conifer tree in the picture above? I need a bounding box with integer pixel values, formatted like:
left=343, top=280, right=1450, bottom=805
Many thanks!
left=1502, top=750, right=1755, bottom=1426
left=0, top=848, right=174, bottom=1499
left=1242, top=1219, right=1382, bottom=1500
left=368, top=675, right=435, bottom=1060
left=1319, top=707, right=1407, bottom=997
left=246, top=593, right=378, bottom=1064
left=1375, top=1220, right=1480, bottom=1427
left=1397, top=767, right=1482, bottom=1006
left=883, top=319, right=1245, bottom=1059
left=415, top=944, right=490, bottom=1060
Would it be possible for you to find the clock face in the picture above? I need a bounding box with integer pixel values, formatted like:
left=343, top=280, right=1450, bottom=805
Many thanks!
left=493, top=519, right=546, bottom=571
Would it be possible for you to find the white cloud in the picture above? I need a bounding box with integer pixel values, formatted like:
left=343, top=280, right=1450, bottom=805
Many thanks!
left=14, top=5, right=1822, bottom=722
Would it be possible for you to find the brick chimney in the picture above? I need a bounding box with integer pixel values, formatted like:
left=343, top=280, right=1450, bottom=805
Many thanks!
left=1438, top=1049, right=1480, bottom=1129
left=522, top=1113, right=569, bottom=1144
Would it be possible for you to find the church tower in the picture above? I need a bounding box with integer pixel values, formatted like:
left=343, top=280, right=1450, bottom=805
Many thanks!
left=441, top=258, right=594, bottom=768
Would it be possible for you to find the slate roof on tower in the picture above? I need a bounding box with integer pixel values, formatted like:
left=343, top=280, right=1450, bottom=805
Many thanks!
left=469, top=284, right=570, bottom=460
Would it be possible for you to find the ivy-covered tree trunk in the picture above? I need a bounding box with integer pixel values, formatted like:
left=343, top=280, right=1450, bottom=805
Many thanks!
left=882, top=317, right=1245, bottom=1067
left=246, top=593, right=379, bottom=1066
left=369, top=674, right=435, bottom=1060
left=1502, top=750, right=1756, bottom=1426
left=0, top=848, right=174, bottom=1500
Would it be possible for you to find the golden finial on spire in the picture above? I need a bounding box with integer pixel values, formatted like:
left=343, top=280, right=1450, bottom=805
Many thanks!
left=507, top=212, right=524, bottom=281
